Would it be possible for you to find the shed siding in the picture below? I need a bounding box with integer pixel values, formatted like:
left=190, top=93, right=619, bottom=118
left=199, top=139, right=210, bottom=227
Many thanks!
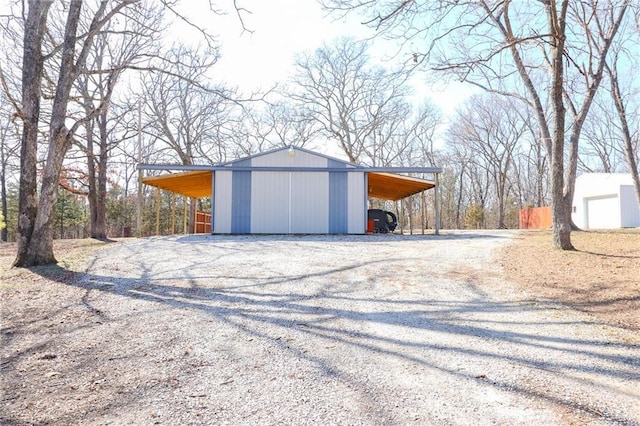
left=291, top=172, right=329, bottom=233
left=214, top=171, right=233, bottom=233
left=620, top=185, right=640, bottom=227
left=329, top=171, right=348, bottom=233
left=326, top=159, right=347, bottom=233
left=212, top=149, right=369, bottom=234
left=347, top=172, right=366, bottom=233
left=231, top=171, right=252, bottom=233
left=251, top=148, right=328, bottom=168
left=251, top=171, right=290, bottom=233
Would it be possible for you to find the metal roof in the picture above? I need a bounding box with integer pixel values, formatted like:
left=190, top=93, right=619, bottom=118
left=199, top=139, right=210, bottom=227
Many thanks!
left=139, top=146, right=440, bottom=201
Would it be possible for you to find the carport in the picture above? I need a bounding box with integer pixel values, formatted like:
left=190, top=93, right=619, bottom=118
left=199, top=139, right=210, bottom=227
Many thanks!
left=141, top=170, right=435, bottom=201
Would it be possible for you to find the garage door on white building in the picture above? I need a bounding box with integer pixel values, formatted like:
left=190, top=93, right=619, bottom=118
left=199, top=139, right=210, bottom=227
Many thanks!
left=585, top=195, right=619, bottom=229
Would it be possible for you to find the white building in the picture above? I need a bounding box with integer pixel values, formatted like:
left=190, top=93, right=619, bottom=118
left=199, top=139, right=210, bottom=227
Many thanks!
left=572, top=173, right=640, bottom=229
left=140, top=146, right=442, bottom=234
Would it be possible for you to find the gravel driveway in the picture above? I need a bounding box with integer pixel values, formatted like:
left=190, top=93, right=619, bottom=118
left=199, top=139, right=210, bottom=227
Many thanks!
left=29, top=232, right=640, bottom=424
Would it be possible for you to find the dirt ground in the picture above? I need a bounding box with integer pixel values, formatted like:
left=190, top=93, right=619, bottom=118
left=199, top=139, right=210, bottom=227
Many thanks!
left=499, top=229, right=640, bottom=331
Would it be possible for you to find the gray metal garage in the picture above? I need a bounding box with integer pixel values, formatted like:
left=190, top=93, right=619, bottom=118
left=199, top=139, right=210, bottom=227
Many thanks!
left=139, top=146, right=442, bottom=234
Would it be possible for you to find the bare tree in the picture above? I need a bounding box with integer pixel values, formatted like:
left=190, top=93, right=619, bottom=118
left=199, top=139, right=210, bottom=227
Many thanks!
left=441, top=145, right=473, bottom=229
left=1, top=0, right=251, bottom=264
left=7, top=1, right=149, bottom=266
left=247, top=99, right=319, bottom=151
left=513, top=110, right=550, bottom=209
left=68, top=5, right=163, bottom=240
left=139, top=44, right=240, bottom=232
left=0, top=96, right=20, bottom=242
left=322, top=1, right=630, bottom=249
left=604, top=44, right=640, bottom=209
left=447, top=95, right=523, bottom=228
left=141, top=44, right=237, bottom=166
left=579, top=98, right=625, bottom=173
left=407, top=101, right=442, bottom=168
left=290, top=37, right=410, bottom=164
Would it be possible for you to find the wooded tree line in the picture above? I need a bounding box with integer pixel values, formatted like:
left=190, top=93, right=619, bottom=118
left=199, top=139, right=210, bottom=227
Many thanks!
left=323, top=0, right=640, bottom=250
left=1, top=1, right=639, bottom=266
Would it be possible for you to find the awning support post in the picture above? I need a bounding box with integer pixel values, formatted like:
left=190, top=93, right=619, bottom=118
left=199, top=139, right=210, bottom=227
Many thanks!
left=210, top=172, right=215, bottom=234
left=435, top=172, right=440, bottom=235
left=171, top=193, right=176, bottom=234
left=183, top=197, right=188, bottom=234
left=155, top=187, right=161, bottom=236
left=421, top=190, right=426, bottom=235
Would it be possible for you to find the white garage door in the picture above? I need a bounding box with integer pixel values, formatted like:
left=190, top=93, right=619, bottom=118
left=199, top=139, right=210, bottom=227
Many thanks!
left=586, top=195, right=619, bottom=229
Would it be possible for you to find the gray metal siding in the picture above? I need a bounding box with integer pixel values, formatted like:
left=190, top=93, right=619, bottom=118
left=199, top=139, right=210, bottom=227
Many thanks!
left=348, top=172, right=366, bottom=233
left=213, top=171, right=233, bottom=233
left=252, top=148, right=328, bottom=168
left=231, top=159, right=252, bottom=233
left=291, top=172, right=329, bottom=233
left=251, top=172, right=290, bottom=233
left=210, top=172, right=216, bottom=232
left=328, top=159, right=348, bottom=233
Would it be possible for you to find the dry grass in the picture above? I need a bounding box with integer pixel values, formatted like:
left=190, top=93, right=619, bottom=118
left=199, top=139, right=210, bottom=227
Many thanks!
left=0, top=239, right=118, bottom=288
left=499, top=229, right=640, bottom=330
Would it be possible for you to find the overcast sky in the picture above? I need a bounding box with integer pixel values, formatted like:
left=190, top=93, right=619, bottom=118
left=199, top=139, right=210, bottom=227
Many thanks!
left=203, top=0, right=372, bottom=88
left=190, top=0, right=475, bottom=115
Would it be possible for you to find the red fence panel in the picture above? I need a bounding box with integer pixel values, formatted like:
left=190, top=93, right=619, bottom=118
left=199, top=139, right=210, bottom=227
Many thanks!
left=519, top=206, right=552, bottom=229
left=194, top=211, right=212, bottom=234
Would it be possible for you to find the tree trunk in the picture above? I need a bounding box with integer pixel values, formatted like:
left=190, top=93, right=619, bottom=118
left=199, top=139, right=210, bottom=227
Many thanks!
left=626, top=145, right=640, bottom=210
left=188, top=198, right=196, bottom=234
left=606, top=59, right=640, bottom=211
left=14, top=2, right=51, bottom=266
left=455, top=170, right=464, bottom=229
left=25, top=134, right=69, bottom=265
left=548, top=1, right=574, bottom=250
left=550, top=157, right=572, bottom=249
left=95, top=111, right=109, bottom=239
left=87, top=111, right=109, bottom=240
left=85, top=117, right=102, bottom=240
left=15, top=1, right=83, bottom=267
left=1, top=150, right=7, bottom=242
left=536, top=140, right=545, bottom=207
left=496, top=172, right=506, bottom=229
left=564, top=132, right=583, bottom=231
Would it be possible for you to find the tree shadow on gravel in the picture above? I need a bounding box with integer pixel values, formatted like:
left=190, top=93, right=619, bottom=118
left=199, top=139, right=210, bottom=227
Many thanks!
left=172, top=231, right=515, bottom=244
left=5, top=241, right=640, bottom=425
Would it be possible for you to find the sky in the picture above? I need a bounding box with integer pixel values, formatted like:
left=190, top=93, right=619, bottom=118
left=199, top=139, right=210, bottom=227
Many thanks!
left=182, top=0, right=476, bottom=116
left=206, top=0, right=372, bottom=90
left=0, top=0, right=475, bottom=117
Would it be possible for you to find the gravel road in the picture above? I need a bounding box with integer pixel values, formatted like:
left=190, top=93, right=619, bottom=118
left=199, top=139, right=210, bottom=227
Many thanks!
left=18, top=232, right=640, bottom=425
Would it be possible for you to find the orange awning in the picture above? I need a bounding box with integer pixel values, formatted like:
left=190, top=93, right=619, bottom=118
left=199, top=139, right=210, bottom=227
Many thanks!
left=142, top=170, right=434, bottom=201
left=142, top=170, right=212, bottom=198
left=367, top=172, right=434, bottom=201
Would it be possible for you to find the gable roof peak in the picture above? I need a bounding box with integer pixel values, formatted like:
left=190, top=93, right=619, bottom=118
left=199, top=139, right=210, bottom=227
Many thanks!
left=220, top=145, right=357, bottom=167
